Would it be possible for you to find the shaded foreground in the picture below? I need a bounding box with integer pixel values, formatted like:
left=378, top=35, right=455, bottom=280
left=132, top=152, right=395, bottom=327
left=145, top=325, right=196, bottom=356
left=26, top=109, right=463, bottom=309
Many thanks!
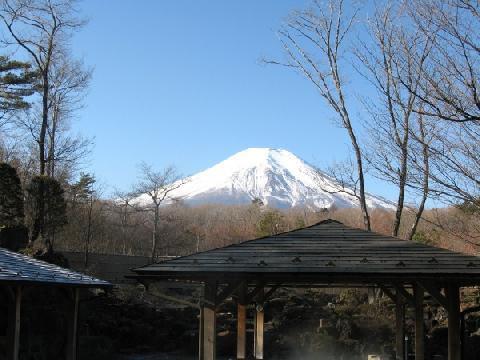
left=75, top=285, right=480, bottom=360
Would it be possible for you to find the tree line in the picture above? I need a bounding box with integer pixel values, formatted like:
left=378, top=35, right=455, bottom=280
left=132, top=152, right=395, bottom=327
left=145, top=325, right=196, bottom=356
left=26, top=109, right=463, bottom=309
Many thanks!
left=54, top=200, right=480, bottom=260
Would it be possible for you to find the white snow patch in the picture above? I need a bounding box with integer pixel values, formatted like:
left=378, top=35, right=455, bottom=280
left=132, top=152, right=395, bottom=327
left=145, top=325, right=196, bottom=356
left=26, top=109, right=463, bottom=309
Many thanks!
left=137, top=148, right=395, bottom=210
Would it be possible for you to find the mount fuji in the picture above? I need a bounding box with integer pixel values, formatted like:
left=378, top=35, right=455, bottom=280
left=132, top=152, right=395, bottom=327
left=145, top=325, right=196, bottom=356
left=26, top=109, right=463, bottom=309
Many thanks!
left=142, top=148, right=395, bottom=210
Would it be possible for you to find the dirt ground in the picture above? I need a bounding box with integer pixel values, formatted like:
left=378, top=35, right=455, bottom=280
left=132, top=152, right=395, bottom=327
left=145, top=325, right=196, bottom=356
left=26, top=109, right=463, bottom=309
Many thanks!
left=118, top=353, right=232, bottom=360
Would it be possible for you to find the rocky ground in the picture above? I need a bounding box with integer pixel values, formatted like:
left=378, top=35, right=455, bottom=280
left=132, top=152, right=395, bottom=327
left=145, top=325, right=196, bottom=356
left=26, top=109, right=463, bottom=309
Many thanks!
left=118, top=353, right=199, bottom=360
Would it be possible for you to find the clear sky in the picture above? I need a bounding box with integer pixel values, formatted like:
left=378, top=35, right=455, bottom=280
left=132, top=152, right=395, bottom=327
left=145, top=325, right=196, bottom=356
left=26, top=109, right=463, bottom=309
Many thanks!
left=71, top=0, right=397, bottom=201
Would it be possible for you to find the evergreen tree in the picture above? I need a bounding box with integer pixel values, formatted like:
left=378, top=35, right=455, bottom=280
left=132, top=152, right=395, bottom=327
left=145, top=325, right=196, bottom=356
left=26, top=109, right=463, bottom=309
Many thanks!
left=0, top=163, right=24, bottom=228
left=70, top=173, right=96, bottom=268
left=25, top=176, right=67, bottom=253
left=0, top=55, right=37, bottom=114
left=257, top=210, right=286, bottom=237
left=69, top=173, right=96, bottom=207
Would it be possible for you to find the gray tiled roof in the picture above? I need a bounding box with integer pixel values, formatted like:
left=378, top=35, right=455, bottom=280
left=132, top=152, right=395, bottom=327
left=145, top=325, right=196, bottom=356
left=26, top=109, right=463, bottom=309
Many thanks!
left=0, top=247, right=111, bottom=287
left=133, top=220, right=480, bottom=286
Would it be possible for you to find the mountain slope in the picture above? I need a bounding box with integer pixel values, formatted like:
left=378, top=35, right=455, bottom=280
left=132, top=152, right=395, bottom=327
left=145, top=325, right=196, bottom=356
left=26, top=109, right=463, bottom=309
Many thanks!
left=140, top=148, right=394, bottom=210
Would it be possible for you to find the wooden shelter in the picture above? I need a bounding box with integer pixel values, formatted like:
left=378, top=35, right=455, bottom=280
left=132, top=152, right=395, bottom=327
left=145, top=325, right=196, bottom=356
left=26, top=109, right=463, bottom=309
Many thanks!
left=0, top=247, right=111, bottom=360
left=133, top=220, right=480, bottom=360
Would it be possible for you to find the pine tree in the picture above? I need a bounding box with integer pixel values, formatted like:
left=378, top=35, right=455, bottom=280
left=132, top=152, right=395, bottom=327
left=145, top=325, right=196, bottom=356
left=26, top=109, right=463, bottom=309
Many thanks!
left=70, top=173, right=96, bottom=268
left=69, top=173, right=96, bottom=207
left=0, top=163, right=24, bottom=228
left=257, top=210, right=285, bottom=237
left=0, top=56, right=37, bottom=113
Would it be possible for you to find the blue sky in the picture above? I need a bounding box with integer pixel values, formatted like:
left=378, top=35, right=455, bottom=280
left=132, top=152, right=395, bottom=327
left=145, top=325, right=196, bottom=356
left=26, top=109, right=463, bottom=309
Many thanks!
left=71, top=0, right=397, bottom=201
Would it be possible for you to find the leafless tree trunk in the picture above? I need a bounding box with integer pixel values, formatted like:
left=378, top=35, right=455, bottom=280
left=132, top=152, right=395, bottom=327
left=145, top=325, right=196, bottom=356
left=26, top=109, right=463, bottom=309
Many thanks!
left=357, top=2, right=432, bottom=236
left=47, top=103, right=58, bottom=177
left=134, top=163, right=187, bottom=262
left=84, top=194, right=93, bottom=269
left=46, top=57, right=91, bottom=179
left=111, top=189, right=143, bottom=255
left=268, top=0, right=371, bottom=230
left=120, top=194, right=132, bottom=255
left=407, top=115, right=431, bottom=240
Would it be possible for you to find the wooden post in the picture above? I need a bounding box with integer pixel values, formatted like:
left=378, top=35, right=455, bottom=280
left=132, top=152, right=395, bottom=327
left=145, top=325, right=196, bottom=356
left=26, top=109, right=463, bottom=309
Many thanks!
left=66, top=288, right=80, bottom=360
left=200, top=280, right=217, bottom=360
left=236, top=283, right=247, bottom=360
left=254, top=288, right=264, bottom=360
left=199, top=305, right=205, bottom=360
left=7, top=286, right=22, bottom=360
left=414, top=284, right=425, bottom=360
left=395, top=292, right=405, bottom=360
left=446, top=285, right=461, bottom=360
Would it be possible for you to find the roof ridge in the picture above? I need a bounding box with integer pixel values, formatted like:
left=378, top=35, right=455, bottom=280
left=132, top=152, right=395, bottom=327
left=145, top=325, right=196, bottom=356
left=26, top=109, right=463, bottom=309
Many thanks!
left=134, top=219, right=358, bottom=270
left=312, top=219, right=344, bottom=226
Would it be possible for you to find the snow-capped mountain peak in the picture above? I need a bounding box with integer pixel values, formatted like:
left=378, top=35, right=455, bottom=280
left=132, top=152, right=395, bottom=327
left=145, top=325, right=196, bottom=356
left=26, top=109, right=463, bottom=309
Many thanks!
left=147, top=148, right=394, bottom=210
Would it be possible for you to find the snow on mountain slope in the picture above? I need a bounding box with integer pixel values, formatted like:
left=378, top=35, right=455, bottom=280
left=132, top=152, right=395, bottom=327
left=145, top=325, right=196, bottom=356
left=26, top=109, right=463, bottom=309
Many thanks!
left=138, top=148, right=395, bottom=210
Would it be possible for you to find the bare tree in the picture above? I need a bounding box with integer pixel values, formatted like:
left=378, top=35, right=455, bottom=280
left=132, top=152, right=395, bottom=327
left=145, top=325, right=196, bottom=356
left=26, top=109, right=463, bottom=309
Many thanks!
left=112, top=188, right=141, bottom=255
left=356, top=3, right=432, bottom=236
left=316, top=158, right=364, bottom=204
left=46, top=55, right=92, bottom=178
left=406, top=114, right=433, bottom=239
left=268, top=0, right=371, bottom=230
left=404, top=0, right=480, bottom=123
left=134, top=163, right=187, bottom=262
left=425, top=120, right=480, bottom=207
left=0, top=0, right=86, bottom=175
left=390, top=0, right=480, bottom=216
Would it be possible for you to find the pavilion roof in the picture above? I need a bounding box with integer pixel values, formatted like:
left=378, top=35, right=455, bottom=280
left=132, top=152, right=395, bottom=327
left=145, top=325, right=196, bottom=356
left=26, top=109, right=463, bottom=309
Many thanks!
left=0, top=247, right=111, bottom=288
left=133, top=220, right=480, bottom=286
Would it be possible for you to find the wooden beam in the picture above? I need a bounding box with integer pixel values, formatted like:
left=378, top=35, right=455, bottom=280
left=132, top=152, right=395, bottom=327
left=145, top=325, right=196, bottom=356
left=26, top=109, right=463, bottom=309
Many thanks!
left=149, top=288, right=200, bottom=309
left=378, top=285, right=396, bottom=303
left=66, top=288, right=80, bottom=360
left=203, top=302, right=217, bottom=360
left=236, top=282, right=247, bottom=360
left=216, top=280, right=243, bottom=305
left=254, top=307, right=264, bottom=360
left=199, top=305, right=204, bottom=360
left=201, top=280, right=217, bottom=360
left=7, top=285, right=22, bottom=360
left=414, top=285, right=425, bottom=360
left=246, top=282, right=266, bottom=304
left=237, top=303, right=247, bottom=360
left=417, top=281, right=449, bottom=309
left=395, top=292, right=405, bottom=360
left=254, top=288, right=264, bottom=360
left=446, top=285, right=461, bottom=360
left=263, top=284, right=280, bottom=302
left=379, top=285, right=407, bottom=360
left=393, top=284, right=415, bottom=306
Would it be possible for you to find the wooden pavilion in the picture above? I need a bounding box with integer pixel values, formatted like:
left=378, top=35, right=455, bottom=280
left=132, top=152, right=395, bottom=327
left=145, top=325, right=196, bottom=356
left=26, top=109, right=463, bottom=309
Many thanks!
left=133, top=220, right=480, bottom=360
left=0, top=247, right=111, bottom=360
